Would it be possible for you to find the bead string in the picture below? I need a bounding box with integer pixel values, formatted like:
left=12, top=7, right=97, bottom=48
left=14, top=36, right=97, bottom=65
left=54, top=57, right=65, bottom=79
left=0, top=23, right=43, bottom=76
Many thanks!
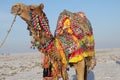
left=28, top=10, right=54, bottom=52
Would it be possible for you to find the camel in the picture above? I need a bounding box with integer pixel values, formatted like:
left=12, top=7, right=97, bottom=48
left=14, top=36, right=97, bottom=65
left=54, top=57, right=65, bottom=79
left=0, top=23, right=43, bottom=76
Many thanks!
left=11, top=3, right=96, bottom=80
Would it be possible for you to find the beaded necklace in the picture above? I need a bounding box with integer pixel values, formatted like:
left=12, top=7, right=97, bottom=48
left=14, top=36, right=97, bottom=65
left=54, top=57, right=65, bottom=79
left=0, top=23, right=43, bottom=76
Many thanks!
left=27, top=10, right=54, bottom=53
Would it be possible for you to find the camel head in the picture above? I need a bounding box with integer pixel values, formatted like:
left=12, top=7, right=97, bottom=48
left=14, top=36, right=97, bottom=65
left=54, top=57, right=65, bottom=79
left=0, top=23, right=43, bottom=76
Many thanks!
left=11, top=3, right=44, bottom=22
left=11, top=3, right=53, bottom=51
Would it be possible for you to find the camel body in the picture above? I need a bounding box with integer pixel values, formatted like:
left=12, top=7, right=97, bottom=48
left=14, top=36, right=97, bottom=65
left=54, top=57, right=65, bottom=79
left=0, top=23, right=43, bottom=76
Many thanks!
left=11, top=3, right=96, bottom=80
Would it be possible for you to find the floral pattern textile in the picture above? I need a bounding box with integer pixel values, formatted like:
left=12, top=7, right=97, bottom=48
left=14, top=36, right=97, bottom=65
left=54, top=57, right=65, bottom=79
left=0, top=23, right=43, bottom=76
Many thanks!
left=55, top=10, right=95, bottom=63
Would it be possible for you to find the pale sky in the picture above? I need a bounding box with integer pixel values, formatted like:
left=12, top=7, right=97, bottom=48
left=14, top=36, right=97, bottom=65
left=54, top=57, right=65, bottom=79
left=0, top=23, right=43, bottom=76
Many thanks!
left=0, top=0, right=120, bottom=54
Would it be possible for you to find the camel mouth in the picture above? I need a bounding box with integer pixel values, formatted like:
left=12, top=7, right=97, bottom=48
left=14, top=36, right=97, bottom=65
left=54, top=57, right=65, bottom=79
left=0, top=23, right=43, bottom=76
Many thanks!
left=11, top=3, right=22, bottom=15
left=11, top=7, right=21, bottom=15
left=11, top=10, right=17, bottom=15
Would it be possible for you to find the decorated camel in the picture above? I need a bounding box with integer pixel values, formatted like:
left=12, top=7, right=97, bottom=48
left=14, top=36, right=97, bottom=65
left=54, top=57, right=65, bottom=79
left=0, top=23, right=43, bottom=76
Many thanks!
left=11, top=3, right=96, bottom=80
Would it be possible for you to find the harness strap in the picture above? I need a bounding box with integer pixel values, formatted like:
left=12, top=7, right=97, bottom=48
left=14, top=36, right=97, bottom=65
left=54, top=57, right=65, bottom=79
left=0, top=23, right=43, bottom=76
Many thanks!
left=0, top=14, right=17, bottom=48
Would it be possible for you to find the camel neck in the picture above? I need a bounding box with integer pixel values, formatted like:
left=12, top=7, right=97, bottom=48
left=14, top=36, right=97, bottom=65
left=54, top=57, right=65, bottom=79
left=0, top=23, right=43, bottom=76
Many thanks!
left=27, top=10, right=54, bottom=54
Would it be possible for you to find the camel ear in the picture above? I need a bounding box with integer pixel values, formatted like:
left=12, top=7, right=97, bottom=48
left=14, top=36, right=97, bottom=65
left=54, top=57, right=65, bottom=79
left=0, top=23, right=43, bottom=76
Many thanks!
left=39, top=3, right=44, bottom=10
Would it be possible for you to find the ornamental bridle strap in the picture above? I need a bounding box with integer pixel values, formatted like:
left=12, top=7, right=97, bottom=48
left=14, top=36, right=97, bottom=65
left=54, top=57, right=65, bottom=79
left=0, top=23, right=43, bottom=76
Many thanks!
left=27, top=10, right=54, bottom=52
left=0, top=8, right=21, bottom=48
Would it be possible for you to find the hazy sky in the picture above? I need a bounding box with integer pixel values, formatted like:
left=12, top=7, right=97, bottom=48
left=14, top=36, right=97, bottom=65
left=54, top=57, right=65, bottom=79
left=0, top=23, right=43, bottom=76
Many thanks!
left=0, top=0, right=120, bottom=53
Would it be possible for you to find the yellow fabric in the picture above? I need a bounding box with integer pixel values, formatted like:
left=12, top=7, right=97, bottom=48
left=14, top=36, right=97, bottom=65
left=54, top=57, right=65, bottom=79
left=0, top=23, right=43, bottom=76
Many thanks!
left=68, top=28, right=73, bottom=34
left=63, top=18, right=71, bottom=28
left=88, top=51, right=95, bottom=56
left=90, top=35, right=94, bottom=41
left=69, top=51, right=95, bottom=63
left=63, top=18, right=73, bottom=34
left=69, top=52, right=87, bottom=63
left=55, top=38, right=67, bottom=65
left=86, top=35, right=94, bottom=43
left=55, top=37, right=95, bottom=63
left=55, top=17, right=95, bottom=63
left=86, top=35, right=95, bottom=56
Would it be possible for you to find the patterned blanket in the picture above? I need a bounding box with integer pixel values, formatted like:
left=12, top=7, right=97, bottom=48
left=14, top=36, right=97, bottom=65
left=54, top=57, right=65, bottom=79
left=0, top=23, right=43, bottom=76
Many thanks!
left=55, top=10, right=95, bottom=64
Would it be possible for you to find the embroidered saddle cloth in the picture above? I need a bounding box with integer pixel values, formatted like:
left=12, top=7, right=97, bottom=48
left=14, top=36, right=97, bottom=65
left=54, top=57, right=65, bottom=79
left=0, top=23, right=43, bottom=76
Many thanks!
left=55, top=10, right=95, bottom=63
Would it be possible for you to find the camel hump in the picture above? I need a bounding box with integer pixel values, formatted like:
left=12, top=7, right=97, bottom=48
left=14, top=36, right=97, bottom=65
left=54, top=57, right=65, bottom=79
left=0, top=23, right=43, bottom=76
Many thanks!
left=55, top=10, right=91, bottom=37
left=55, top=10, right=95, bottom=62
left=55, top=10, right=85, bottom=60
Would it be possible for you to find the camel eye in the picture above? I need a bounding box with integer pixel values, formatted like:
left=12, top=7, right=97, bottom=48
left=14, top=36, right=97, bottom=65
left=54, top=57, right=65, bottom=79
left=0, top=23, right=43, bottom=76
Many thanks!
left=14, top=5, right=17, bottom=8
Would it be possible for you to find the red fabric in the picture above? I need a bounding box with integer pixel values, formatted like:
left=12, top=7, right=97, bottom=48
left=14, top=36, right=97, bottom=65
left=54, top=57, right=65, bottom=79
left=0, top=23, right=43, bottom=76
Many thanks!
left=68, top=48, right=84, bottom=59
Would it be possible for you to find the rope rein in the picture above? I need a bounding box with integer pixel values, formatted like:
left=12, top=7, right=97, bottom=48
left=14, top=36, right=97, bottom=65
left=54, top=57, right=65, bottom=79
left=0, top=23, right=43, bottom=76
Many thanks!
left=0, top=14, right=17, bottom=48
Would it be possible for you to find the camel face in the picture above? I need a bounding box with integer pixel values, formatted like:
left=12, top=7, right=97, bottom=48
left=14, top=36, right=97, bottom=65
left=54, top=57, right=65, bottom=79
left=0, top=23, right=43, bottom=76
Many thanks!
left=11, top=3, right=44, bottom=22
left=11, top=3, right=25, bottom=15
